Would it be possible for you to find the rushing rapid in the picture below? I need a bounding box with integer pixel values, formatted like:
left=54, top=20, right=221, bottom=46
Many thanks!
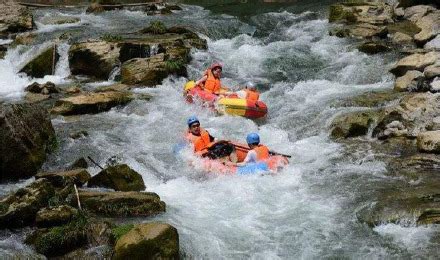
left=1, top=1, right=439, bottom=258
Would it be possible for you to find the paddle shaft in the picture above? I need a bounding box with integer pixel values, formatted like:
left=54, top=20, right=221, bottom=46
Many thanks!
left=231, top=143, right=292, bottom=158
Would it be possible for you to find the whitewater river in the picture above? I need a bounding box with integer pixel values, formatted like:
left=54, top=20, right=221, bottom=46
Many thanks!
left=1, top=0, right=439, bottom=258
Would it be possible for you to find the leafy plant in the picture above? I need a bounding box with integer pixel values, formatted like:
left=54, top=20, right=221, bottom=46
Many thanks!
left=111, top=224, right=134, bottom=241
left=165, top=59, right=184, bottom=72
left=145, top=21, right=167, bottom=34
left=100, top=33, right=123, bottom=42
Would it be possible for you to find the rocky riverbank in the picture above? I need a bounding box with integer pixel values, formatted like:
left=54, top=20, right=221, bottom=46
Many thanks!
left=328, top=0, right=440, bottom=227
left=0, top=0, right=207, bottom=257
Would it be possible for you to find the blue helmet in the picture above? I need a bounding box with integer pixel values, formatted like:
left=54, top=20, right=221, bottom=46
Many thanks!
left=246, top=133, right=260, bottom=145
left=187, top=116, right=200, bottom=127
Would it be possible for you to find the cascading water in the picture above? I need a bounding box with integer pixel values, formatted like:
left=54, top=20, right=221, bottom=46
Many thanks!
left=1, top=1, right=440, bottom=258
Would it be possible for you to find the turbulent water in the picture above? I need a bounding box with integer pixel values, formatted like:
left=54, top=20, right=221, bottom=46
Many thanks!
left=1, top=1, right=440, bottom=258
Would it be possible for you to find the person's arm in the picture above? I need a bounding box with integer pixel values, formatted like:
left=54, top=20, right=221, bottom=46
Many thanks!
left=195, top=75, right=208, bottom=86
left=234, top=150, right=257, bottom=166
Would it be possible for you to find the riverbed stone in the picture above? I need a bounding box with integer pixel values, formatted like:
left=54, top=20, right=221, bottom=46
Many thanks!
left=51, top=91, right=133, bottom=115
left=113, top=222, right=179, bottom=260
left=0, top=0, right=34, bottom=37
left=0, top=103, right=56, bottom=181
left=414, top=11, right=440, bottom=45
left=0, top=179, right=55, bottom=228
left=358, top=41, right=390, bottom=54
left=13, top=31, right=36, bottom=45
left=25, top=81, right=60, bottom=94
left=36, top=205, right=78, bottom=228
left=330, top=110, right=379, bottom=139
left=403, top=5, right=434, bottom=22
left=425, top=35, right=440, bottom=50
left=394, top=70, right=424, bottom=91
left=69, top=41, right=120, bottom=80
left=88, top=164, right=146, bottom=192
left=423, top=63, right=440, bottom=79
left=86, top=3, right=105, bottom=13
left=390, top=32, right=414, bottom=46
left=349, top=23, right=388, bottom=39
left=430, top=77, right=440, bottom=92
left=35, top=168, right=91, bottom=188
left=329, top=2, right=393, bottom=25
left=20, top=46, right=60, bottom=78
left=417, top=130, right=440, bottom=152
left=72, top=190, right=165, bottom=217
left=389, top=51, right=439, bottom=77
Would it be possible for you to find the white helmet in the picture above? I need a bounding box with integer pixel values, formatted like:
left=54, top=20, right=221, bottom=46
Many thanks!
left=246, top=82, right=256, bottom=90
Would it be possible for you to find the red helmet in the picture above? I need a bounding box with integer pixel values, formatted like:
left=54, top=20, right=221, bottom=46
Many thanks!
left=210, top=62, right=223, bottom=70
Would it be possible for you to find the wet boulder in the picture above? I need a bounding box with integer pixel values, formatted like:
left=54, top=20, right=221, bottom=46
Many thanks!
left=86, top=3, right=105, bottom=13
left=13, top=32, right=37, bottom=46
left=424, top=63, right=440, bottom=79
left=348, top=23, right=388, bottom=39
left=113, top=222, right=179, bottom=260
left=35, top=168, right=91, bottom=188
left=25, top=81, right=60, bottom=94
left=330, top=110, right=379, bottom=139
left=329, top=2, right=393, bottom=25
left=69, top=41, right=120, bottom=80
left=390, top=32, right=414, bottom=46
left=51, top=91, right=133, bottom=115
left=403, top=5, right=435, bottom=22
left=20, top=45, right=59, bottom=78
left=0, top=0, right=34, bottom=37
left=0, top=103, right=56, bottom=181
left=0, top=44, right=7, bottom=59
left=36, top=205, right=78, bottom=228
left=0, top=179, right=55, bottom=228
left=389, top=51, right=439, bottom=77
left=72, top=190, right=166, bottom=217
left=417, top=130, right=440, bottom=152
left=357, top=41, right=390, bottom=54
left=121, top=53, right=186, bottom=86
left=88, top=164, right=146, bottom=192
left=394, top=70, right=424, bottom=92
left=39, top=16, right=80, bottom=25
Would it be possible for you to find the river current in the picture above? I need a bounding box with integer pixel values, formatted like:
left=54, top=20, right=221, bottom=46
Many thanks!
left=0, top=1, right=439, bottom=258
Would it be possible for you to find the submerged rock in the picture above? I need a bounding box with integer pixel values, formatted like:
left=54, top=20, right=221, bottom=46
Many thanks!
left=0, top=103, right=56, bottom=181
left=72, top=190, right=166, bottom=217
left=113, top=222, right=179, bottom=260
left=88, top=164, right=146, bottom=192
left=20, top=45, right=59, bottom=78
left=51, top=91, right=133, bottom=115
left=0, top=179, right=55, bottom=228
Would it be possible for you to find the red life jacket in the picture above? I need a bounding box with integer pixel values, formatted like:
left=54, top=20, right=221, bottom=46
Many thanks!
left=203, top=69, right=221, bottom=94
left=245, top=89, right=260, bottom=101
left=186, top=128, right=212, bottom=153
left=254, top=145, right=270, bottom=161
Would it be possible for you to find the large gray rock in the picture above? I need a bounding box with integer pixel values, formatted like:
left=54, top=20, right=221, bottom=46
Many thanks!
left=425, top=35, right=440, bottom=50
left=0, top=0, right=33, bottom=37
left=394, top=70, right=424, bottom=91
left=424, top=63, right=440, bottom=79
left=329, top=2, right=393, bottom=25
left=0, top=179, right=55, bottom=228
left=0, top=103, right=56, bottom=181
left=114, top=222, right=179, bottom=260
left=88, top=164, right=146, bottom=191
left=389, top=51, right=439, bottom=77
left=51, top=91, right=133, bottom=115
left=403, top=5, right=435, bottom=22
left=69, top=41, right=120, bottom=80
left=20, top=46, right=59, bottom=78
left=330, top=110, right=379, bottom=139
left=36, top=205, right=78, bottom=228
left=72, top=190, right=166, bottom=217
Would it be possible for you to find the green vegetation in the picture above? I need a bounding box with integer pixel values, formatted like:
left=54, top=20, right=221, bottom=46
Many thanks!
left=111, top=224, right=134, bottom=241
left=100, top=33, right=123, bottom=42
left=165, top=59, right=185, bottom=72
left=143, top=21, right=167, bottom=34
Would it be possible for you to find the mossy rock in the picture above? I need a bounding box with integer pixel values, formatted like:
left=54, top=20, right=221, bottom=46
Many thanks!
left=140, top=21, right=167, bottom=34
left=88, top=164, right=146, bottom=192
left=20, top=46, right=59, bottom=78
left=338, top=90, right=403, bottom=108
left=358, top=42, right=391, bottom=54
left=114, top=222, right=179, bottom=260
left=329, top=4, right=357, bottom=23
left=387, top=20, right=421, bottom=37
left=330, top=110, right=381, bottom=139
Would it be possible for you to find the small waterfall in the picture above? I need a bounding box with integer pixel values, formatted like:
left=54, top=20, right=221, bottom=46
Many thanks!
left=108, top=65, right=121, bottom=81
left=150, top=44, right=159, bottom=56
left=54, top=42, right=71, bottom=79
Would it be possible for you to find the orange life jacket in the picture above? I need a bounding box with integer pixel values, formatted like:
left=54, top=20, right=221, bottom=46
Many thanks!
left=254, top=145, right=270, bottom=161
left=245, top=89, right=259, bottom=101
left=186, top=128, right=212, bottom=153
left=203, top=69, right=221, bottom=94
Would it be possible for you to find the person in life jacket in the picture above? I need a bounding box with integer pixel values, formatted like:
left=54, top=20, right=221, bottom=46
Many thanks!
left=194, top=62, right=229, bottom=95
left=186, top=116, right=215, bottom=156
left=235, top=82, right=260, bottom=101
left=228, top=133, right=269, bottom=166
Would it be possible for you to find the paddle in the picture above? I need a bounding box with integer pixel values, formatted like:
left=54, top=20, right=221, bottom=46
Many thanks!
left=230, top=142, right=292, bottom=158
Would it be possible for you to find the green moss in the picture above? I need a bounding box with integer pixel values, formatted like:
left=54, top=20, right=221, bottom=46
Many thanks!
left=142, top=21, right=167, bottom=34
left=165, top=59, right=185, bottom=72
left=100, top=33, right=123, bottom=42
left=34, top=213, right=88, bottom=256
left=20, top=47, right=59, bottom=78
left=112, top=224, right=134, bottom=241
